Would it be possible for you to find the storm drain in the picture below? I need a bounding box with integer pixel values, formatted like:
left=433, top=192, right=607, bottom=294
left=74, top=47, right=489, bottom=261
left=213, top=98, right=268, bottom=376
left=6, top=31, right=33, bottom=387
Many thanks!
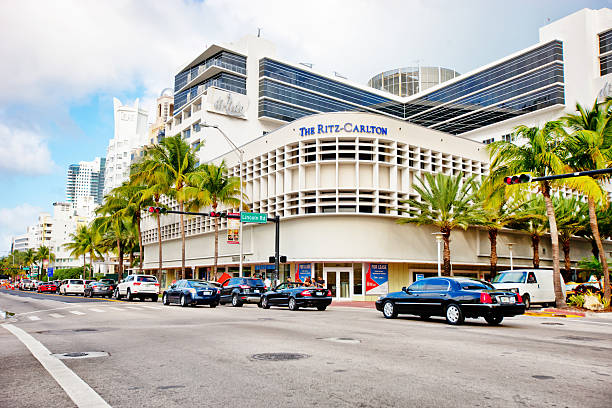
left=319, top=337, right=361, bottom=344
left=52, top=351, right=109, bottom=359
left=250, top=353, right=309, bottom=361
left=541, top=322, right=564, bottom=326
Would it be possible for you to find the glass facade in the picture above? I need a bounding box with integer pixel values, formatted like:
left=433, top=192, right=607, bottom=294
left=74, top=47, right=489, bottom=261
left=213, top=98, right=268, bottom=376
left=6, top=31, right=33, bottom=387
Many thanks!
left=258, top=40, right=565, bottom=135
left=599, top=29, right=612, bottom=76
left=174, top=51, right=246, bottom=92
left=174, top=72, right=246, bottom=113
left=368, top=66, right=460, bottom=97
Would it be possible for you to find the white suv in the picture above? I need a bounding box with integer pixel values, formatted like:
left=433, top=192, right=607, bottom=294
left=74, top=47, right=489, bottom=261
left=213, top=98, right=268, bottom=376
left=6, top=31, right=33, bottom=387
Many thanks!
left=59, top=279, right=85, bottom=296
left=115, top=275, right=159, bottom=301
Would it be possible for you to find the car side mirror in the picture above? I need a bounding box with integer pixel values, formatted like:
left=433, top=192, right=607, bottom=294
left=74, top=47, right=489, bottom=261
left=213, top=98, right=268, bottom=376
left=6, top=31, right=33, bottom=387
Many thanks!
left=170, top=284, right=176, bottom=289
left=403, top=287, right=410, bottom=293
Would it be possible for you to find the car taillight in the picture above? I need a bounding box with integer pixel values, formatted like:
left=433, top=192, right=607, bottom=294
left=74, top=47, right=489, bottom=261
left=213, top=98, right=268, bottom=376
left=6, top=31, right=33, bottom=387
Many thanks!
left=239, top=285, right=249, bottom=289
left=300, top=290, right=312, bottom=297
left=134, top=282, right=141, bottom=286
left=516, top=293, right=523, bottom=303
left=67, top=284, right=70, bottom=288
left=154, top=283, right=160, bottom=286
left=480, top=293, right=492, bottom=304
left=327, top=290, right=332, bottom=297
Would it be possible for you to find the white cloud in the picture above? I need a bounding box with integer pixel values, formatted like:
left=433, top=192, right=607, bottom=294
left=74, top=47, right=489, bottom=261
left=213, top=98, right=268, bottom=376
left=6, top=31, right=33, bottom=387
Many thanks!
left=0, top=124, right=55, bottom=175
left=0, top=204, right=41, bottom=251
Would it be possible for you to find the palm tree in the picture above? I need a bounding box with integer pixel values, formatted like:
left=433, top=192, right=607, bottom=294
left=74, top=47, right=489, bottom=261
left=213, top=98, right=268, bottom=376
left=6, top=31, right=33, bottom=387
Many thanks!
left=64, top=225, right=103, bottom=279
left=554, top=196, right=588, bottom=280
left=476, top=181, right=535, bottom=277
left=488, top=121, right=576, bottom=307
left=185, top=160, right=244, bottom=280
left=562, top=100, right=612, bottom=303
left=23, top=249, right=36, bottom=276
left=397, top=172, right=483, bottom=276
left=64, top=225, right=87, bottom=277
left=133, top=135, right=201, bottom=280
left=35, top=246, right=55, bottom=280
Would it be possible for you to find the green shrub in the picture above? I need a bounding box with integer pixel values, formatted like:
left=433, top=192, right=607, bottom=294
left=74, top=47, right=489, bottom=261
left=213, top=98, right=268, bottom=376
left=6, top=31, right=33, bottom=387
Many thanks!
left=93, top=273, right=105, bottom=281
left=568, top=294, right=585, bottom=308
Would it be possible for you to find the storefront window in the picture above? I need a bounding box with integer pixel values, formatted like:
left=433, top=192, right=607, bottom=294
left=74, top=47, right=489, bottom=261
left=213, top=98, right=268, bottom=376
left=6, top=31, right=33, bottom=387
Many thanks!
left=353, top=263, right=363, bottom=295
left=228, top=267, right=240, bottom=277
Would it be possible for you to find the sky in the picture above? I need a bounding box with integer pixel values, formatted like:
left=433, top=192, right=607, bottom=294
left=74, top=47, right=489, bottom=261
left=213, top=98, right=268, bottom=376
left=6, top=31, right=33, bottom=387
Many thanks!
left=0, top=0, right=609, bottom=251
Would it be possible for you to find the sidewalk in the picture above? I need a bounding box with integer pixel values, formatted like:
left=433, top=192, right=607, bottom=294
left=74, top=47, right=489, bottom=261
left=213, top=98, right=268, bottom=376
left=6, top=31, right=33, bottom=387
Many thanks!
left=331, top=301, right=376, bottom=309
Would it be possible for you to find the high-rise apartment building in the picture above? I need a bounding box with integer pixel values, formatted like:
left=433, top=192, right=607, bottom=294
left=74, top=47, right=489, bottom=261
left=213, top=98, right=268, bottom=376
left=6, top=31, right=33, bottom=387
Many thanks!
left=104, top=98, right=148, bottom=195
left=66, top=157, right=106, bottom=205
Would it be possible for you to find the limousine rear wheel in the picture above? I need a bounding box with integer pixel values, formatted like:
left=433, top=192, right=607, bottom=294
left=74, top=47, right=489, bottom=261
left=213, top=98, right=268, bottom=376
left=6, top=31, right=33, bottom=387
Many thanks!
left=484, top=314, right=504, bottom=325
left=445, top=303, right=464, bottom=325
left=382, top=301, right=397, bottom=319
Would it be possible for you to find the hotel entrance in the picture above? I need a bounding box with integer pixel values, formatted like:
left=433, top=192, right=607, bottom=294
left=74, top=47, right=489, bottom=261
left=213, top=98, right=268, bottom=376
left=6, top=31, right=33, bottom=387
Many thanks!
left=323, top=267, right=352, bottom=300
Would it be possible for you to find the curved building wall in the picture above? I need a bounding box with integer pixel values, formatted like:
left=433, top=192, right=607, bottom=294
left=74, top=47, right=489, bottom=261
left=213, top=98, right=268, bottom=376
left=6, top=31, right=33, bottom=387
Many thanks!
left=367, top=66, right=460, bottom=97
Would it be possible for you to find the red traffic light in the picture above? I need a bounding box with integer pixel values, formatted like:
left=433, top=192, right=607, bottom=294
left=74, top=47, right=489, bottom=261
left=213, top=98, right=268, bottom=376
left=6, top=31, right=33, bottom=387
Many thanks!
left=504, top=174, right=532, bottom=185
left=148, top=207, right=167, bottom=214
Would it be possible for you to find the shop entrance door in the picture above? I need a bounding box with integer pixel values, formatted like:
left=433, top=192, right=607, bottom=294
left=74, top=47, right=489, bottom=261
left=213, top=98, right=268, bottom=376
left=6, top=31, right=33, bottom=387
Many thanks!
left=324, top=267, right=352, bottom=300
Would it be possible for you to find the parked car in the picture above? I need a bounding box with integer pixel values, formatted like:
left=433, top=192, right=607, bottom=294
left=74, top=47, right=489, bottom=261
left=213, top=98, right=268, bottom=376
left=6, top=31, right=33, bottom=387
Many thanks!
left=18, top=279, right=31, bottom=290
left=114, top=275, right=159, bottom=301
left=260, top=282, right=332, bottom=311
left=37, top=282, right=57, bottom=293
left=375, top=277, right=525, bottom=325
left=99, top=279, right=116, bottom=293
left=574, top=282, right=602, bottom=295
left=84, top=282, right=113, bottom=298
left=59, top=279, right=86, bottom=296
left=219, top=277, right=266, bottom=307
left=162, top=279, right=220, bottom=307
left=491, top=269, right=566, bottom=309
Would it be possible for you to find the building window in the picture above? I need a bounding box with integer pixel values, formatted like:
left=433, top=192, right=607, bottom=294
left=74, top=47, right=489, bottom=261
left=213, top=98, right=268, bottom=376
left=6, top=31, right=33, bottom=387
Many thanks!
left=599, top=29, right=612, bottom=76
left=482, top=138, right=494, bottom=145
left=501, top=134, right=512, bottom=142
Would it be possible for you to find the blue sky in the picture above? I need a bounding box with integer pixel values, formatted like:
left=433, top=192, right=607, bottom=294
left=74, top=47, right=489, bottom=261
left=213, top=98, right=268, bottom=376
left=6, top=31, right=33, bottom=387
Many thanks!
left=0, top=0, right=610, bottom=249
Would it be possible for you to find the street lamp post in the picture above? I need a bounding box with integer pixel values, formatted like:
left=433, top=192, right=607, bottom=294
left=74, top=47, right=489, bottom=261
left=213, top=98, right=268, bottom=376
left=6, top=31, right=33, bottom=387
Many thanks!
left=202, top=123, right=245, bottom=277
left=507, top=243, right=515, bottom=271
left=432, top=232, right=444, bottom=277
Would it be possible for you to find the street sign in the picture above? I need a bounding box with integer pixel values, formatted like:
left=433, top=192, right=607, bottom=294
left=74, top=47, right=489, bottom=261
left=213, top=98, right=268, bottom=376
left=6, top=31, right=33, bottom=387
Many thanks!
left=240, top=212, right=267, bottom=224
left=23, top=267, right=30, bottom=271
left=47, top=267, right=54, bottom=278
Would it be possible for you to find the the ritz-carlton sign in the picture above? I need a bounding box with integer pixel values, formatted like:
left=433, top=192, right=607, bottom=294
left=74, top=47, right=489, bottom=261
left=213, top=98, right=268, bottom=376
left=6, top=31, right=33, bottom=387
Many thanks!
left=299, top=123, right=388, bottom=137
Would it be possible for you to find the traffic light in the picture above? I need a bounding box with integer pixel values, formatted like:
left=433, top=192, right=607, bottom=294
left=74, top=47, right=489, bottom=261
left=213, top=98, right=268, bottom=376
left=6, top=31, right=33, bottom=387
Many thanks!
left=268, top=256, right=287, bottom=263
left=503, top=174, right=532, bottom=185
left=209, top=212, right=227, bottom=218
left=148, top=207, right=167, bottom=214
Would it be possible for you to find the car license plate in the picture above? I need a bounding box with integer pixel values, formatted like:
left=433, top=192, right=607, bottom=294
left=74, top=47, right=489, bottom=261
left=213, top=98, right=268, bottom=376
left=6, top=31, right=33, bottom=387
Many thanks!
left=203, top=291, right=212, bottom=295
left=316, top=291, right=323, bottom=296
left=499, top=296, right=514, bottom=304
left=254, top=289, right=259, bottom=293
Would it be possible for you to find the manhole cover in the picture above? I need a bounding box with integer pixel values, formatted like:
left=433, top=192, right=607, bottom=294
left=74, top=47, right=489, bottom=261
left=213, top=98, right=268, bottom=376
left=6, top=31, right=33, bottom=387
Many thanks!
left=250, top=353, right=309, bottom=361
left=541, top=322, right=564, bottom=326
left=319, top=337, right=361, bottom=344
left=52, top=351, right=109, bottom=359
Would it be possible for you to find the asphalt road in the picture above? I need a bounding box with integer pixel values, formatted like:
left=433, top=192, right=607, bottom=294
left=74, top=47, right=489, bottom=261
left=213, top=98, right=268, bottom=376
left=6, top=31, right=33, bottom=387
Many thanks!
left=1, top=289, right=611, bottom=408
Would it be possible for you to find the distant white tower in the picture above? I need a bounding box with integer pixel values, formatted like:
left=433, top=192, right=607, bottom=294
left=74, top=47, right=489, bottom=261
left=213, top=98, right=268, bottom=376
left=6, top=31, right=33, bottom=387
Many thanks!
left=104, top=98, right=148, bottom=195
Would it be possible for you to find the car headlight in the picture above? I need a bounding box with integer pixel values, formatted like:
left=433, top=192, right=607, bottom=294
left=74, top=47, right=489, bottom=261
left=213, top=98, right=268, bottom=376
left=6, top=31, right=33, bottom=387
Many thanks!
left=188, top=288, right=196, bottom=294
left=378, top=296, right=384, bottom=301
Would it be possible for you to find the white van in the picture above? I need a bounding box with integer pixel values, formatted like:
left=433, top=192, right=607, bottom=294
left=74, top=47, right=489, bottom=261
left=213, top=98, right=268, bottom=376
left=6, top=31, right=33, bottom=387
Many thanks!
left=491, top=269, right=566, bottom=309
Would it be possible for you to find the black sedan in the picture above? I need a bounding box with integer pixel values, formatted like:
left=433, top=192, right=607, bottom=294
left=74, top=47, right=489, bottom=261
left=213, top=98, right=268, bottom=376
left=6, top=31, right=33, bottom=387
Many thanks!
left=375, top=277, right=525, bottom=325
left=259, top=282, right=332, bottom=311
left=162, top=280, right=220, bottom=307
left=84, top=282, right=113, bottom=298
left=219, top=277, right=266, bottom=307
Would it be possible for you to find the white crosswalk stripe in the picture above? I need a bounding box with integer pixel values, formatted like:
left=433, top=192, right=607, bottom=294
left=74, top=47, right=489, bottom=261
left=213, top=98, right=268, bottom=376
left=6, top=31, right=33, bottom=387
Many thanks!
left=124, top=306, right=142, bottom=310
left=108, top=307, right=124, bottom=312
left=141, top=306, right=162, bottom=310
left=89, top=308, right=105, bottom=313
left=28, top=316, right=41, bottom=321
left=49, top=313, right=64, bottom=318
left=69, top=311, right=86, bottom=315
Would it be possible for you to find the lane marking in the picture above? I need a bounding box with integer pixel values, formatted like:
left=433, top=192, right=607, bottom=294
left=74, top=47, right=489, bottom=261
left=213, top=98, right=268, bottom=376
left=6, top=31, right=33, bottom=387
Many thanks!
left=28, top=316, right=41, bottom=321
left=108, top=307, right=124, bottom=312
left=124, top=306, right=142, bottom=310
left=89, top=308, right=105, bottom=313
left=141, top=306, right=162, bottom=310
left=2, top=323, right=110, bottom=408
left=16, top=306, right=82, bottom=316
left=49, top=313, right=64, bottom=318
left=69, top=311, right=86, bottom=315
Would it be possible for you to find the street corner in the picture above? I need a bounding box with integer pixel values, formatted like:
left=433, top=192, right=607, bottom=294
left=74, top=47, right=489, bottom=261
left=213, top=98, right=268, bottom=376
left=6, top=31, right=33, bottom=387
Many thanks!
left=524, top=308, right=586, bottom=318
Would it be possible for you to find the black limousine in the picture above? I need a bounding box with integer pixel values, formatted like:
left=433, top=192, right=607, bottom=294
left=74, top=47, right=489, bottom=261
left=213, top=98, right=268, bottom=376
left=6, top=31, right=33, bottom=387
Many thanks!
left=375, top=277, right=525, bottom=325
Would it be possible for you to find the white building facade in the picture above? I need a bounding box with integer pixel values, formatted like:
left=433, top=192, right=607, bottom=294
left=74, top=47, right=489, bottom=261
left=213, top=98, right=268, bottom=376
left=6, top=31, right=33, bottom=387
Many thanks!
left=138, top=8, right=612, bottom=297
left=104, top=98, right=148, bottom=195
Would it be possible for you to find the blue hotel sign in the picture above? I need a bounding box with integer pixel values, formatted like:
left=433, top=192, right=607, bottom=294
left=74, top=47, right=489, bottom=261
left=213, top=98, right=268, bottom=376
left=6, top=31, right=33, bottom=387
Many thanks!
left=299, top=123, right=388, bottom=137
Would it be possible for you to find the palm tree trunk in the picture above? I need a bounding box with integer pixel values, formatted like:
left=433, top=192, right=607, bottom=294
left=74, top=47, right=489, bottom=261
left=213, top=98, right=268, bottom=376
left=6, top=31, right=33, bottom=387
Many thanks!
left=129, top=251, right=134, bottom=271
left=542, top=183, right=566, bottom=308
left=488, top=228, right=498, bottom=277
left=531, top=235, right=540, bottom=268
left=179, top=201, right=186, bottom=281
left=441, top=228, right=451, bottom=276
left=588, top=197, right=610, bottom=304
left=561, top=237, right=571, bottom=281
left=156, top=213, right=162, bottom=280
left=137, top=213, right=143, bottom=273
left=589, top=238, right=600, bottom=260
left=116, top=238, right=123, bottom=279
left=90, top=250, right=95, bottom=278
left=83, top=254, right=86, bottom=279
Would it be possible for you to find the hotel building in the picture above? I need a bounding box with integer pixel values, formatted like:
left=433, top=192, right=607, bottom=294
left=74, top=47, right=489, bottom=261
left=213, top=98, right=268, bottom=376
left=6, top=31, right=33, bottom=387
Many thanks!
left=140, top=8, right=612, bottom=299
